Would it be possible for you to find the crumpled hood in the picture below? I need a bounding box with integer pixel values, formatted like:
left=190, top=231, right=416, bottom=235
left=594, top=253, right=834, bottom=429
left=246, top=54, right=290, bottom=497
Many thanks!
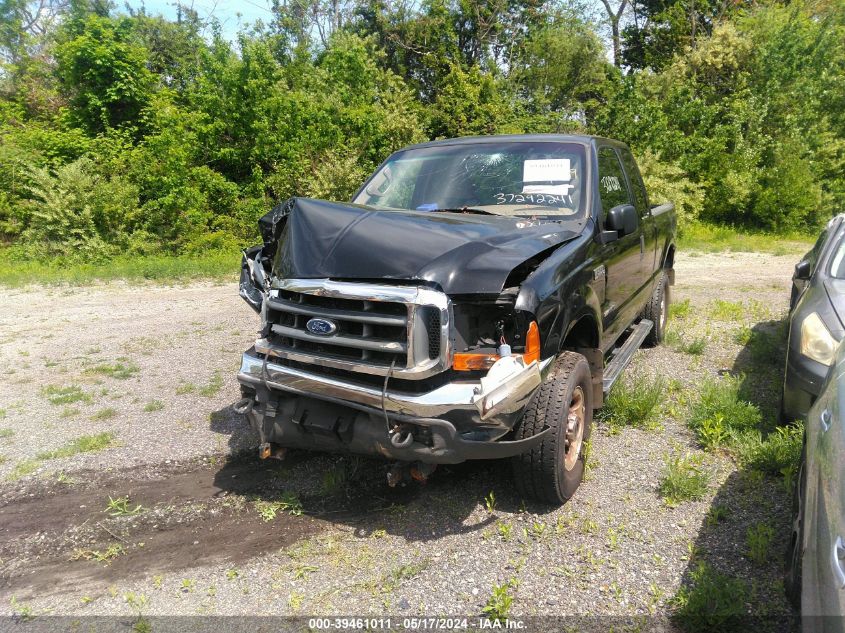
left=262, top=198, right=584, bottom=295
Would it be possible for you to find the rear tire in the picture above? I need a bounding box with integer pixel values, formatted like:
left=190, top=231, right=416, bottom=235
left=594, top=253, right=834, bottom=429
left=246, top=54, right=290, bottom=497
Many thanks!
left=643, top=271, right=669, bottom=347
left=785, top=441, right=806, bottom=610
left=511, top=351, right=593, bottom=505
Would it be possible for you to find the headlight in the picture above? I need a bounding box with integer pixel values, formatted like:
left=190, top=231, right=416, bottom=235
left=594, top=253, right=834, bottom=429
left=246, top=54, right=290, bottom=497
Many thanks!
left=801, top=312, right=837, bottom=366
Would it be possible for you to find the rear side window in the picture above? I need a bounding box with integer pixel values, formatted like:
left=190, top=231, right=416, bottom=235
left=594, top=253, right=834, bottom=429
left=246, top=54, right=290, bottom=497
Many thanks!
left=619, top=149, right=648, bottom=214
left=597, top=148, right=632, bottom=217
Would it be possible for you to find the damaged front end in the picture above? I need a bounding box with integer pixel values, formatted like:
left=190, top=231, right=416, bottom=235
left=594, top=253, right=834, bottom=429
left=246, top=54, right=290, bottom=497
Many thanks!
left=235, top=198, right=561, bottom=465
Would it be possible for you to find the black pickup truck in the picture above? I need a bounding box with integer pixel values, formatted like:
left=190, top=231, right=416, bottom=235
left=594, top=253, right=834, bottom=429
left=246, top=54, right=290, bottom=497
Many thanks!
left=237, top=134, right=676, bottom=505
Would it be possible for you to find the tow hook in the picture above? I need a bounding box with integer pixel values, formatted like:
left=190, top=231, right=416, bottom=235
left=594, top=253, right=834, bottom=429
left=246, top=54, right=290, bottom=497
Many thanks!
left=233, top=398, right=254, bottom=415
left=389, top=425, right=415, bottom=449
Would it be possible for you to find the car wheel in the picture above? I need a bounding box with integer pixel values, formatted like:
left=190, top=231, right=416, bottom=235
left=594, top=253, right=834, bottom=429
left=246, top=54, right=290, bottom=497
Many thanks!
left=511, top=351, right=593, bottom=505
left=643, top=271, right=669, bottom=347
left=785, top=441, right=807, bottom=609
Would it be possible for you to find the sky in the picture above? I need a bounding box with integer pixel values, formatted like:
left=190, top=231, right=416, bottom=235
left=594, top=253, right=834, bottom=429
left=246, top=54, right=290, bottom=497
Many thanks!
left=127, top=0, right=275, bottom=40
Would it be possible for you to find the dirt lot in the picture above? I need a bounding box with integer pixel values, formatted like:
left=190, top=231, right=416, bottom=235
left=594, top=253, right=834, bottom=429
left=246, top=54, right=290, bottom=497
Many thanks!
left=0, top=252, right=801, bottom=628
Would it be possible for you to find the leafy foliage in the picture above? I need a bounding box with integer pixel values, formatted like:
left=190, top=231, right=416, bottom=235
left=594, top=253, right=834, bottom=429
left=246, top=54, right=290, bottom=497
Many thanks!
left=0, top=0, right=842, bottom=259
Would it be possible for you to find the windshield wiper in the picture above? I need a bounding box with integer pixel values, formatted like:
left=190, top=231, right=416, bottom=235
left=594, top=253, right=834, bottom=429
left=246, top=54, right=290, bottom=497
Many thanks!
left=428, top=207, right=495, bottom=216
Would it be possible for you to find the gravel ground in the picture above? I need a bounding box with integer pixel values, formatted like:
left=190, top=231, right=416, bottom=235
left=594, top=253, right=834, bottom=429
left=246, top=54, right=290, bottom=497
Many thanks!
left=0, top=251, right=801, bottom=629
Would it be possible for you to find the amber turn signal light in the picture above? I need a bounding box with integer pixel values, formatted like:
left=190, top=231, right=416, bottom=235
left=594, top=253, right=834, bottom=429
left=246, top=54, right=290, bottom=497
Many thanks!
left=453, top=321, right=541, bottom=371
left=453, top=353, right=500, bottom=371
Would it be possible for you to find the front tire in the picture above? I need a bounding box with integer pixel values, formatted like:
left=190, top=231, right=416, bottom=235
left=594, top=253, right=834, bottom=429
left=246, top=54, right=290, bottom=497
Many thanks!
left=511, top=351, right=593, bottom=505
left=643, top=271, right=669, bottom=347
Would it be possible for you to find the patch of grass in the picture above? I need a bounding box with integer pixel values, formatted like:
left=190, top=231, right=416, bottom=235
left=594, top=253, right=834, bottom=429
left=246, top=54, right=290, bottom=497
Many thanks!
left=709, top=300, right=745, bottom=321
left=680, top=336, right=707, bottom=356
left=197, top=372, right=223, bottom=397
left=60, top=407, right=80, bottom=418
left=0, top=408, right=5, bottom=419
left=105, top=495, right=145, bottom=517
left=734, top=423, right=804, bottom=477
left=91, top=407, right=118, bottom=421
left=381, top=560, right=430, bottom=593
left=658, top=453, right=710, bottom=507
left=253, top=493, right=303, bottom=521
left=732, top=326, right=753, bottom=345
left=0, top=428, right=13, bottom=439
left=746, top=327, right=785, bottom=366
left=705, top=505, right=730, bottom=527
left=746, top=523, right=775, bottom=565
left=320, top=464, right=348, bottom=495
left=669, top=298, right=691, bottom=320
left=689, top=376, right=762, bottom=441
left=0, top=250, right=239, bottom=287
left=85, top=361, right=140, bottom=380
left=8, top=459, right=40, bottom=480
left=71, top=544, right=125, bottom=564
left=599, top=373, right=664, bottom=431
left=35, top=432, right=117, bottom=461
left=671, top=562, right=750, bottom=632
left=678, top=223, right=813, bottom=255
left=0, top=455, right=7, bottom=465
left=40, top=384, right=92, bottom=405
left=142, top=400, right=164, bottom=412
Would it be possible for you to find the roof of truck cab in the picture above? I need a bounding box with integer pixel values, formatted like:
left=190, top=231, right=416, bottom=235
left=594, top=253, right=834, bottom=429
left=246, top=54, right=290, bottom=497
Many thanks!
left=398, top=134, right=625, bottom=151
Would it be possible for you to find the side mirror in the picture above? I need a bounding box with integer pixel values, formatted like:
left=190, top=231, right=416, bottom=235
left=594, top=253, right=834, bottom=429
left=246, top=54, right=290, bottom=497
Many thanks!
left=606, top=204, right=638, bottom=236
left=795, top=260, right=812, bottom=280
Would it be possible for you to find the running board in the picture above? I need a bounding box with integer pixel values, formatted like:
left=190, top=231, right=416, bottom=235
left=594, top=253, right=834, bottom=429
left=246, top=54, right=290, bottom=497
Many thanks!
left=602, top=319, right=653, bottom=393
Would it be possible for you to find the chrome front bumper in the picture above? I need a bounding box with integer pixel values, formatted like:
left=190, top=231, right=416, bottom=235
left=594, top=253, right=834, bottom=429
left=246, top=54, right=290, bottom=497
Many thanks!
left=237, top=349, right=553, bottom=427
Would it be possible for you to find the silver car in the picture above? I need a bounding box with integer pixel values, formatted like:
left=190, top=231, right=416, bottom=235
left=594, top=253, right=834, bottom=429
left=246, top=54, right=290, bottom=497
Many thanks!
left=787, top=340, right=845, bottom=630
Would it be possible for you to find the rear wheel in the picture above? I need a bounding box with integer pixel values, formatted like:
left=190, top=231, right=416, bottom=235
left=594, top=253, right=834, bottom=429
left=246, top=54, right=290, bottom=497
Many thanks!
left=643, top=271, right=669, bottom=347
left=511, top=351, right=593, bottom=505
left=785, top=441, right=807, bottom=609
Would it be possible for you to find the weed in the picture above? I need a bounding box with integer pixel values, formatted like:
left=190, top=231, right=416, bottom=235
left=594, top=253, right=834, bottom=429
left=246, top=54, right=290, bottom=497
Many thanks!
left=175, top=382, right=196, bottom=395
left=10, top=595, right=36, bottom=621
left=383, top=560, right=429, bottom=592
left=709, top=300, right=745, bottom=321
left=607, top=527, right=620, bottom=551
left=658, top=453, right=710, bottom=507
left=671, top=562, right=749, bottom=632
left=484, top=490, right=497, bottom=514
left=0, top=427, right=11, bottom=439
left=321, top=464, right=348, bottom=495
left=734, top=424, right=804, bottom=477
left=669, top=298, right=691, bottom=320
left=180, top=579, right=196, bottom=593
left=60, top=407, right=80, bottom=418
left=226, top=569, right=239, bottom=580
left=482, top=580, right=516, bottom=622
left=681, top=337, right=707, bottom=356
left=599, top=373, right=664, bottom=431
left=91, top=407, right=117, bottom=421
left=705, top=505, right=730, bottom=527
left=85, top=361, right=140, bottom=380
left=0, top=409, right=5, bottom=419
left=106, top=495, right=145, bottom=517
left=142, top=400, right=164, bottom=412
left=36, top=432, right=117, bottom=460
left=254, top=493, right=303, bottom=521
left=733, top=326, right=753, bottom=345
left=689, top=376, right=761, bottom=438
left=497, top=521, right=513, bottom=541
left=294, top=564, right=319, bottom=579
left=198, top=372, right=223, bottom=397
left=71, top=544, right=125, bottom=564
left=152, top=575, right=164, bottom=589
left=746, top=523, right=775, bottom=565
left=56, top=471, right=77, bottom=484
left=288, top=592, right=304, bottom=610
left=529, top=521, right=548, bottom=539
left=40, top=384, right=91, bottom=405
left=696, top=415, right=729, bottom=451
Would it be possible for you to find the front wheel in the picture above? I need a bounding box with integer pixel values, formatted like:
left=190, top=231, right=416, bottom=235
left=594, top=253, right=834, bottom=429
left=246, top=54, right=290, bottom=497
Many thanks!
left=511, top=351, right=593, bottom=505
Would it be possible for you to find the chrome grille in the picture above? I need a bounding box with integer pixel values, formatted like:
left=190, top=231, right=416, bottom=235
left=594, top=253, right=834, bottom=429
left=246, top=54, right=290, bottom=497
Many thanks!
left=254, top=279, right=451, bottom=379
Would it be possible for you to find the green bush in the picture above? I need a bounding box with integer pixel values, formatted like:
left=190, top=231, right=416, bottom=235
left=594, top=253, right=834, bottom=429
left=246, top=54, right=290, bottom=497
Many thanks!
left=599, top=373, right=665, bottom=431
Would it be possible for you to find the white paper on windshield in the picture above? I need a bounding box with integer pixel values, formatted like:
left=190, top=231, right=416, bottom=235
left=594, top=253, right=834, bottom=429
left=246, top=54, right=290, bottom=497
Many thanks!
left=522, top=159, right=571, bottom=194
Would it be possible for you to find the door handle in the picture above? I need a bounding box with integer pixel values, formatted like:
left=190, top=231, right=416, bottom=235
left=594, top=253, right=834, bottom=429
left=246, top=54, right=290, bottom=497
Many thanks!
left=821, top=408, right=832, bottom=432
left=832, top=536, right=845, bottom=588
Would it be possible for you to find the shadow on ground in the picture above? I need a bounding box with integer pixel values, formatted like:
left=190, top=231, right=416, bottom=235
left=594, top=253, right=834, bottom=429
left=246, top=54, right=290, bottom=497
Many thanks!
left=673, top=316, right=799, bottom=632
left=208, top=401, right=547, bottom=543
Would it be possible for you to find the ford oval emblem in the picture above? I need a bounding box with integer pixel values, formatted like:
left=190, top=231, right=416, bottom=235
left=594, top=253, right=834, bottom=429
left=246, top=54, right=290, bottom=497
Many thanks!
left=306, top=317, right=338, bottom=336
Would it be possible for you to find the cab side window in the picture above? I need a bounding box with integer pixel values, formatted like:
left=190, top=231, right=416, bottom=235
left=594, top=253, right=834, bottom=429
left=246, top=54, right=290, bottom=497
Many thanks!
left=597, top=148, right=632, bottom=220
left=619, top=149, right=648, bottom=215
